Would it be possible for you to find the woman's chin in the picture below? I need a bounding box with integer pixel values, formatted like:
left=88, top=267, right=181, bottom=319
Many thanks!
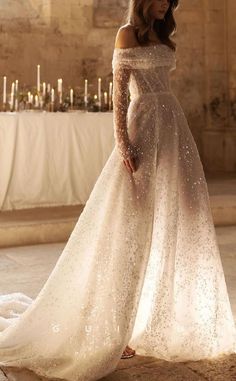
left=155, top=15, right=165, bottom=21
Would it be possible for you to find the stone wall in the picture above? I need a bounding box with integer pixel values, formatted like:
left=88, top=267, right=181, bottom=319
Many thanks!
left=0, top=0, right=235, bottom=173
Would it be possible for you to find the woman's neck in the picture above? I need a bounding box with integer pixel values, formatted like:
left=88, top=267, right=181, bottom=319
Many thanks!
left=147, top=28, right=161, bottom=44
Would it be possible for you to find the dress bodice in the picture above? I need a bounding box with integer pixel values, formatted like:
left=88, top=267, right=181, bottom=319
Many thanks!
left=111, top=44, right=176, bottom=160
left=112, top=44, right=176, bottom=98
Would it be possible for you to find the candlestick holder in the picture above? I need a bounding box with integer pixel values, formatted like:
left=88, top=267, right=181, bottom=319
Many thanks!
left=2, top=103, right=7, bottom=112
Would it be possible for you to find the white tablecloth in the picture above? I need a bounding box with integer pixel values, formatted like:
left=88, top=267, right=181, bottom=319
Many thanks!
left=0, top=111, right=115, bottom=211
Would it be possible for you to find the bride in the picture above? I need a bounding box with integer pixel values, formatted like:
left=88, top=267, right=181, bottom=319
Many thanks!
left=1, top=0, right=236, bottom=380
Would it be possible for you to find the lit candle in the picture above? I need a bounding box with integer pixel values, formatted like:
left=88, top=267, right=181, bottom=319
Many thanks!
left=70, top=88, right=73, bottom=106
left=42, top=82, right=46, bottom=97
left=57, top=79, right=63, bottom=104
left=84, top=79, right=88, bottom=107
left=15, top=80, right=18, bottom=94
left=57, top=78, right=62, bottom=93
left=51, top=88, right=55, bottom=103
left=11, top=82, right=15, bottom=94
left=37, top=64, right=40, bottom=93
left=10, top=82, right=15, bottom=111
left=35, top=95, right=39, bottom=108
left=28, top=91, right=31, bottom=103
left=15, top=80, right=19, bottom=111
left=98, top=78, right=101, bottom=109
left=108, top=81, right=112, bottom=110
left=104, top=91, right=108, bottom=106
left=3, top=76, right=7, bottom=104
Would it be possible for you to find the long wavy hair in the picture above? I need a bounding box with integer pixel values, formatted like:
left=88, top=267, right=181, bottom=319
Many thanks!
left=125, top=0, right=179, bottom=50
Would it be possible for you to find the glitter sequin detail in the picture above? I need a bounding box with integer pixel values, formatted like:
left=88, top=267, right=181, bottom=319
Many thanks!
left=0, top=44, right=236, bottom=381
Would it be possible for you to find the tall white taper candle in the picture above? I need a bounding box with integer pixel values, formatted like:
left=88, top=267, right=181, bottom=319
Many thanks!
left=98, top=78, right=101, bottom=110
left=84, top=79, right=88, bottom=108
left=108, top=81, right=113, bottom=110
left=70, top=88, right=73, bottom=106
left=3, top=76, right=7, bottom=104
left=37, top=65, right=40, bottom=93
left=42, top=82, right=46, bottom=97
left=15, top=80, right=19, bottom=111
left=51, top=88, right=55, bottom=103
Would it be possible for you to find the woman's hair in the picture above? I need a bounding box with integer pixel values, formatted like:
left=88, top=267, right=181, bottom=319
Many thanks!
left=125, top=0, right=179, bottom=50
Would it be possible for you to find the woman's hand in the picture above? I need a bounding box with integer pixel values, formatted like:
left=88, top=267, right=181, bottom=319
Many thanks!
left=123, top=156, right=139, bottom=174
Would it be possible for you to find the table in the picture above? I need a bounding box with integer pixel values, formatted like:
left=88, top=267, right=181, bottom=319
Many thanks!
left=0, top=111, right=115, bottom=211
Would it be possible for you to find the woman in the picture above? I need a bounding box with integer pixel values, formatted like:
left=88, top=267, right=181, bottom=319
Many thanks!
left=0, top=0, right=236, bottom=380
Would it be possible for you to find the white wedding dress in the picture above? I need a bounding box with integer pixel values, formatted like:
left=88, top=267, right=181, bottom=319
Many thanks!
left=0, top=43, right=236, bottom=381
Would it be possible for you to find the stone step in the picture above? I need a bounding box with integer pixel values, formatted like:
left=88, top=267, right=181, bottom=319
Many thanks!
left=0, top=205, right=84, bottom=248
left=207, top=174, right=236, bottom=226
left=0, top=176, right=235, bottom=248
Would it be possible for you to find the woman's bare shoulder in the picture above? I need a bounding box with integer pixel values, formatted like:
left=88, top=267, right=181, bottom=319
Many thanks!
left=114, top=24, right=139, bottom=49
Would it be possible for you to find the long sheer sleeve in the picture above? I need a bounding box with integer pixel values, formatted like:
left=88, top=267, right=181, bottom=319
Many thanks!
left=112, top=49, right=137, bottom=160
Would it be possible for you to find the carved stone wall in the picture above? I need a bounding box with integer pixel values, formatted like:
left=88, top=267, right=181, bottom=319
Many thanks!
left=0, top=0, right=235, bottom=173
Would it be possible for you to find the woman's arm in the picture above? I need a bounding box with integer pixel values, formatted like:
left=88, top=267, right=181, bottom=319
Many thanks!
left=113, top=25, right=139, bottom=173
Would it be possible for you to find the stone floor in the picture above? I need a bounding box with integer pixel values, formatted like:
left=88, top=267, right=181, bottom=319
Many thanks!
left=0, top=225, right=236, bottom=380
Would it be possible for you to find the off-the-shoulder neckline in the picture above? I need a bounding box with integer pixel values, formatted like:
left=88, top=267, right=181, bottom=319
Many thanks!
left=114, top=43, right=170, bottom=52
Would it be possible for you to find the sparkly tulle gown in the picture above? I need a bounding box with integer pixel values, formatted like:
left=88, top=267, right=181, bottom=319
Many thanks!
left=0, top=43, right=236, bottom=381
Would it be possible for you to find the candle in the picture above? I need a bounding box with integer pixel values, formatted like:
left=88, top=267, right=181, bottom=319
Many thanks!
left=57, top=79, right=63, bottom=104
left=47, top=83, right=51, bottom=94
left=35, top=95, right=39, bottom=108
left=42, top=82, right=46, bottom=97
left=57, top=78, right=62, bottom=93
left=3, top=76, right=7, bottom=104
left=84, top=79, right=88, bottom=107
left=15, top=80, right=18, bottom=94
left=104, top=91, right=108, bottom=105
left=11, top=82, right=15, bottom=96
left=94, top=94, right=98, bottom=109
left=28, top=91, right=31, bottom=103
left=51, top=88, right=55, bottom=103
left=84, top=79, right=88, bottom=97
left=37, top=64, right=40, bottom=93
left=11, top=82, right=15, bottom=95
left=15, top=80, right=19, bottom=111
left=10, top=82, right=15, bottom=111
left=98, top=78, right=101, bottom=109
left=70, top=88, right=73, bottom=106
left=108, top=81, right=112, bottom=110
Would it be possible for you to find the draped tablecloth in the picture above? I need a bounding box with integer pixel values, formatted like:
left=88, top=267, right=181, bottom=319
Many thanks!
left=0, top=111, right=114, bottom=211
